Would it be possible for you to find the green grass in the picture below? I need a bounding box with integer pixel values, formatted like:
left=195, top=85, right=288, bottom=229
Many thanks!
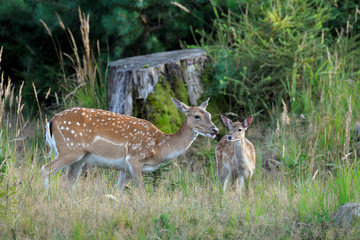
left=1, top=120, right=359, bottom=239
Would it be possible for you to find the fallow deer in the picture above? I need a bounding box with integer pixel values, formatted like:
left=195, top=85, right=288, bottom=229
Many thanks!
left=42, top=98, right=219, bottom=193
left=215, top=115, right=256, bottom=194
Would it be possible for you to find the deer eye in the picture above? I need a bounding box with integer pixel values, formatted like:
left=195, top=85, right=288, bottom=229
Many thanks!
left=194, top=115, right=201, bottom=120
left=238, top=128, right=242, bottom=132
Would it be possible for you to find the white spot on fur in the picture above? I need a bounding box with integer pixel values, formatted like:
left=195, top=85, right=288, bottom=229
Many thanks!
left=91, top=136, right=124, bottom=147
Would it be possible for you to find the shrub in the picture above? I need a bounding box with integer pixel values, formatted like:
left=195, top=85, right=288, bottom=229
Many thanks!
left=198, top=0, right=336, bottom=114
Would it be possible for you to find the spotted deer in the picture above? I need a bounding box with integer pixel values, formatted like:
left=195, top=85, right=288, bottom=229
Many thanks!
left=215, top=115, right=256, bottom=194
left=42, top=98, right=219, bottom=193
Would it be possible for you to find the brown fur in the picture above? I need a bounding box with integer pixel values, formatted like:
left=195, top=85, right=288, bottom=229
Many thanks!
left=42, top=98, right=219, bottom=193
left=215, top=115, right=256, bottom=194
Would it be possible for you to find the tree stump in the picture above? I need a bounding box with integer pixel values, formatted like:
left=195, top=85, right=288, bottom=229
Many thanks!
left=108, top=49, right=209, bottom=117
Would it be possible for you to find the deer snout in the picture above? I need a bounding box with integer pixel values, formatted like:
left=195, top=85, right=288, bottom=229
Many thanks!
left=211, top=126, right=219, bottom=135
left=227, top=135, right=233, bottom=141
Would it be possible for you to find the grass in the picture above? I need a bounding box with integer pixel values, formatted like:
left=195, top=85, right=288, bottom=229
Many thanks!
left=40, top=8, right=108, bottom=111
left=1, top=3, right=360, bottom=239
left=1, top=83, right=359, bottom=239
left=0, top=149, right=359, bottom=239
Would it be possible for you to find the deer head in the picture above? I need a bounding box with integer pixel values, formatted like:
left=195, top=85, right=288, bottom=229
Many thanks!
left=172, top=98, right=219, bottom=138
left=221, top=115, right=253, bottom=142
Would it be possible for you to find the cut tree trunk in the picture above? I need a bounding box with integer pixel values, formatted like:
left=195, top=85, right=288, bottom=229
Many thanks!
left=108, top=49, right=209, bottom=116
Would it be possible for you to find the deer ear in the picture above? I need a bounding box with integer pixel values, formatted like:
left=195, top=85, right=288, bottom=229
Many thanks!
left=199, top=98, right=210, bottom=109
left=243, top=115, right=253, bottom=129
left=171, top=98, right=190, bottom=114
left=221, top=115, right=232, bottom=128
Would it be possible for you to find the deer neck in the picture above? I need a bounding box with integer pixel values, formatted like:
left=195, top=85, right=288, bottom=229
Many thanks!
left=161, top=117, right=198, bottom=160
left=233, top=138, right=247, bottom=163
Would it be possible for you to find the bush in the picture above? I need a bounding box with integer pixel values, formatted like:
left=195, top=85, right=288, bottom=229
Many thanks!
left=197, top=0, right=351, bottom=114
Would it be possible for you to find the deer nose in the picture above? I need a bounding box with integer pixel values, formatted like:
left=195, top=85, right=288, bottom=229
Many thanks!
left=211, top=126, right=219, bottom=134
left=227, top=135, right=233, bottom=141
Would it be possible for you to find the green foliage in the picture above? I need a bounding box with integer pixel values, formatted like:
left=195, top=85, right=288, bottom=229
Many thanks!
left=153, top=213, right=176, bottom=239
left=331, top=165, right=360, bottom=208
left=39, top=9, right=110, bottom=110
left=0, top=179, right=18, bottom=219
left=0, top=0, right=214, bottom=110
left=197, top=0, right=360, bottom=115
left=62, top=59, right=109, bottom=110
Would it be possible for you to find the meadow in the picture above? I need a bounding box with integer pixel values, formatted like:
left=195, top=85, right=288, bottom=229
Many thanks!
left=1, top=52, right=360, bottom=239
left=1, top=1, right=360, bottom=239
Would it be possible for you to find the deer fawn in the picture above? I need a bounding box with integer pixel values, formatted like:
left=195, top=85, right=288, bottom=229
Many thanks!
left=42, top=98, right=219, bottom=193
left=215, top=115, right=256, bottom=194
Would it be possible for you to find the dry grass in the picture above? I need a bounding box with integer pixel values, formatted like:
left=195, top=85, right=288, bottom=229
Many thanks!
left=40, top=8, right=107, bottom=110
left=1, top=156, right=358, bottom=239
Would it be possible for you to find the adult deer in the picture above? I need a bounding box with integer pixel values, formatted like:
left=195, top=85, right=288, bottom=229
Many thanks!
left=215, top=115, right=256, bottom=194
left=42, top=98, right=219, bottom=193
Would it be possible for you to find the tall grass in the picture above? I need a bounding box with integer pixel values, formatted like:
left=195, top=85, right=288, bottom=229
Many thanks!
left=40, top=8, right=108, bottom=110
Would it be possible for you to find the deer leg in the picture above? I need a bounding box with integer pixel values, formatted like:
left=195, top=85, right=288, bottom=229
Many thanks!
left=231, top=171, right=240, bottom=192
left=219, top=166, right=230, bottom=192
left=237, top=175, right=245, bottom=193
left=67, top=158, right=85, bottom=183
left=41, top=152, right=85, bottom=187
left=126, top=157, right=144, bottom=190
left=117, top=171, right=131, bottom=194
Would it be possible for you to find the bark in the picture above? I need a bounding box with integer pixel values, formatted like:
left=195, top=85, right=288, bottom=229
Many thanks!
left=108, top=49, right=209, bottom=115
